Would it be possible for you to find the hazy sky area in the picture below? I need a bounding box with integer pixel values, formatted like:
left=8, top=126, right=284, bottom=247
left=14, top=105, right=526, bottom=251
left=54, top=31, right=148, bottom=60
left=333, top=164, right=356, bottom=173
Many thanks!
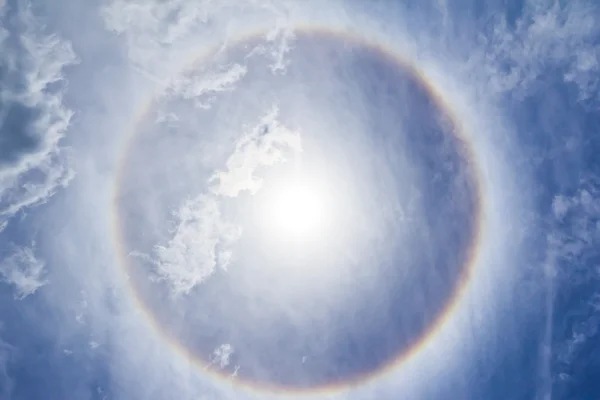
left=0, top=1, right=599, bottom=399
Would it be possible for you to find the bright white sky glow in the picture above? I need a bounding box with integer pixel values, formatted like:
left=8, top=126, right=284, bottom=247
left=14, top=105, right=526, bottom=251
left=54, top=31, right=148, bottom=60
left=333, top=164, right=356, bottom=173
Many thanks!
left=261, top=179, right=331, bottom=241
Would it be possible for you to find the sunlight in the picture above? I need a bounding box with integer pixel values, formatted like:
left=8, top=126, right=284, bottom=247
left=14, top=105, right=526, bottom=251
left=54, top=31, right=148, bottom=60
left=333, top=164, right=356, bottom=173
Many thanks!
left=263, top=180, right=329, bottom=240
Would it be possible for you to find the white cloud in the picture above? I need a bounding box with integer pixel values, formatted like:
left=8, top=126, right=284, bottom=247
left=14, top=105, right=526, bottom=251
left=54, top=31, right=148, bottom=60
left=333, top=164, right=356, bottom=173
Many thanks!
left=131, top=58, right=249, bottom=111
left=0, top=158, right=74, bottom=217
left=101, top=0, right=296, bottom=73
left=132, top=108, right=300, bottom=296
left=149, top=195, right=241, bottom=296
left=210, top=106, right=302, bottom=197
left=564, top=47, right=599, bottom=102
left=550, top=181, right=600, bottom=263
left=165, top=62, right=248, bottom=109
left=210, top=344, right=234, bottom=369
left=0, top=2, right=78, bottom=218
left=260, top=12, right=296, bottom=73
left=241, top=20, right=296, bottom=73
left=0, top=245, right=47, bottom=299
left=471, top=1, right=600, bottom=100
left=547, top=175, right=600, bottom=393
left=101, top=0, right=227, bottom=62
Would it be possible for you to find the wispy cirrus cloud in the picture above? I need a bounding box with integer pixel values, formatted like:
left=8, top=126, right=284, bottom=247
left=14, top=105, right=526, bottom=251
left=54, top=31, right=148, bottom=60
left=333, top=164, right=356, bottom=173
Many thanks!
left=165, top=62, right=248, bottom=109
left=210, top=343, right=234, bottom=369
left=101, top=0, right=230, bottom=64
left=101, top=0, right=298, bottom=117
left=546, top=174, right=600, bottom=398
left=0, top=245, right=47, bottom=299
left=101, top=0, right=297, bottom=78
left=467, top=1, right=599, bottom=101
left=0, top=2, right=78, bottom=219
left=0, top=1, right=76, bottom=304
left=210, top=105, right=302, bottom=197
left=146, top=194, right=241, bottom=296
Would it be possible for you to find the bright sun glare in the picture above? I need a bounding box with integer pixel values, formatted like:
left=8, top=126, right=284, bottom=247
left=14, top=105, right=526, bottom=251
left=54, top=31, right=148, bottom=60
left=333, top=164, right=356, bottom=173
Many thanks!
left=265, top=181, right=329, bottom=239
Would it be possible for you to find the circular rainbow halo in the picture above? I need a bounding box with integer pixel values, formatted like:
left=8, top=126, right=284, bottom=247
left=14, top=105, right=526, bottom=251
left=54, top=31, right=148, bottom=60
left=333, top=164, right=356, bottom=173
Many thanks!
left=114, top=30, right=485, bottom=393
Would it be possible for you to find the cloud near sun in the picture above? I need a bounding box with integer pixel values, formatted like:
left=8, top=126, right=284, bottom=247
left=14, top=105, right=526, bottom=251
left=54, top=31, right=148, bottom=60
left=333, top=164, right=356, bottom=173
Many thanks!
left=0, top=1, right=599, bottom=399
left=129, top=105, right=302, bottom=296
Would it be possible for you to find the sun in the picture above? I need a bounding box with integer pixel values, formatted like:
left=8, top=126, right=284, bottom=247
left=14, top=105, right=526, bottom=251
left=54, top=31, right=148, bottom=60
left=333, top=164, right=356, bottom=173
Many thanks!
left=270, top=184, right=325, bottom=236
left=261, top=179, right=331, bottom=240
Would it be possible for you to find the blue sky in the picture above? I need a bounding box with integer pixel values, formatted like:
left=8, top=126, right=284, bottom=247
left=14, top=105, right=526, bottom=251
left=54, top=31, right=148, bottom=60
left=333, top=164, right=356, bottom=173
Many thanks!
left=0, top=0, right=599, bottom=399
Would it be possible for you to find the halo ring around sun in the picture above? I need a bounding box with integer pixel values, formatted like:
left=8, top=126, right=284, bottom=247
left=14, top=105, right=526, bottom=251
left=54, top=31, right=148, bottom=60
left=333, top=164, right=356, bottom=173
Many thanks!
left=111, top=24, right=486, bottom=396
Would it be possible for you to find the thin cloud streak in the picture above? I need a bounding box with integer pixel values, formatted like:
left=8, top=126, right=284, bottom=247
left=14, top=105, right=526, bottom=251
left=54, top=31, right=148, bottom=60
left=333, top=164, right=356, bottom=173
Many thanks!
left=0, top=245, right=47, bottom=299
left=210, top=105, right=302, bottom=197
left=0, top=2, right=78, bottom=219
